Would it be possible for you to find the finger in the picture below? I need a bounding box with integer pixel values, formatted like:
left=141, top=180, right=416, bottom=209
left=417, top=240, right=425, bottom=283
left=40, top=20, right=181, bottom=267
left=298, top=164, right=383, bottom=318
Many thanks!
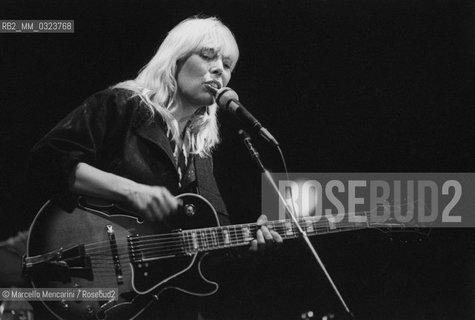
left=162, top=188, right=179, bottom=211
left=261, top=226, right=273, bottom=243
left=256, top=214, right=268, bottom=226
left=256, top=229, right=266, bottom=253
left=154, top=190, right=172, bottom=217
left=161, top=195, right=176, bottom=215
left=141, top=202, right=158, bottom=222
left=271, top=231, right=283, bottom=246
left=175, top=198, right=183, bottom=212
left=143, top=208, right=156, bottom=223
left=249, top=239, right=258, bottom=252
left=148, top=201, right=163, bottom=222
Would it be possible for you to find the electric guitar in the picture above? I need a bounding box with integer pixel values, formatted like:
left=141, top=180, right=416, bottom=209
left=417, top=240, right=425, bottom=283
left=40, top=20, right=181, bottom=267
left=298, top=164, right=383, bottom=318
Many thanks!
left=24, top=193, right=405, bottom=320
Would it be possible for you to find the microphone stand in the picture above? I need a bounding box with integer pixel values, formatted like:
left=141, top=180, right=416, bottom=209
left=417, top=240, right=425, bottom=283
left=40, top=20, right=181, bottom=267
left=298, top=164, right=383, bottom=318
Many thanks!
left=239, top=130, right=355, bottom=320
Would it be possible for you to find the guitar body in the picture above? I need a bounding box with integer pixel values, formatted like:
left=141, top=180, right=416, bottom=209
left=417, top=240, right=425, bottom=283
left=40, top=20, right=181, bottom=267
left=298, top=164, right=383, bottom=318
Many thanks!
left=25, top=193, right=220, bottom=320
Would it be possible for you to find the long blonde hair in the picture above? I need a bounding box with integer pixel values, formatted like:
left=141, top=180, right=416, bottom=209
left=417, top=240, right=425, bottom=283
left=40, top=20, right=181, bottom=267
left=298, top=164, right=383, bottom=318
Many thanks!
left=114, top=16, right=239, bottom=157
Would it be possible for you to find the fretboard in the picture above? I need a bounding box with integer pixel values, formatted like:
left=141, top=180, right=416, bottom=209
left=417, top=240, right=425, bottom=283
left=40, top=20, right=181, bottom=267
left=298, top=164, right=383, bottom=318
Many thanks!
left=180, top=216, right=369, bottom=254
left=128, top=215, right=406, bottom=262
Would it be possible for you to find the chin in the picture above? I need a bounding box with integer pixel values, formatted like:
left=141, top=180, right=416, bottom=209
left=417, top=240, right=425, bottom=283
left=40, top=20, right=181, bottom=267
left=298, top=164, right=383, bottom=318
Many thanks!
left=193, top=94, right=214, bottom=106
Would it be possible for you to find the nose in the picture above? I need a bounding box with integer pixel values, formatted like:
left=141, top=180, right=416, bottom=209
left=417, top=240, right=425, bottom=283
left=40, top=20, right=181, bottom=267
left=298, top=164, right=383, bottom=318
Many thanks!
left=210, top=59, right=224, bottom=77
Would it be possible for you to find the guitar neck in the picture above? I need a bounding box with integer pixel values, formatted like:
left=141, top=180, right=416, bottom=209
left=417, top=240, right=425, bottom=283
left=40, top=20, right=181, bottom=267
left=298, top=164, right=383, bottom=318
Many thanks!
left=180, top=216, right=369, bottom=254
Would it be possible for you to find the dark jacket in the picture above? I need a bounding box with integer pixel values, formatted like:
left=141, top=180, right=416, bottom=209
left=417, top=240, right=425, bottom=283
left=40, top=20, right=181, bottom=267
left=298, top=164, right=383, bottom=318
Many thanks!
left=29, top=88, right=228, bottom=222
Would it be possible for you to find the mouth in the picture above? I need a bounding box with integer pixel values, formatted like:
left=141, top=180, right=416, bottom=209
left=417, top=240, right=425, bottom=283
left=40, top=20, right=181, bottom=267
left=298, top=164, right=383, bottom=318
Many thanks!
left=204, top=80, right=222, bottom=91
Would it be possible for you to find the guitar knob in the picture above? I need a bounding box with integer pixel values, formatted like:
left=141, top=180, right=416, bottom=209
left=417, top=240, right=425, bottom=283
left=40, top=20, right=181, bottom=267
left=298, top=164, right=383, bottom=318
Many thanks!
left=86, top=304, right=94, bottom=315
left=60, top=299, right=69, bottom=310
left=300, top=310, right=315, bottom=319
left=184, top=204, right=196, bottom=216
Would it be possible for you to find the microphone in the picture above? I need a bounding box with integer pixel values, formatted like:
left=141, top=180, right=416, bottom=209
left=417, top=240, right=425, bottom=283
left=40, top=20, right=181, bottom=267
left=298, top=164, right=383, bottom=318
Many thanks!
left=206, top=85, right=279, bottom=146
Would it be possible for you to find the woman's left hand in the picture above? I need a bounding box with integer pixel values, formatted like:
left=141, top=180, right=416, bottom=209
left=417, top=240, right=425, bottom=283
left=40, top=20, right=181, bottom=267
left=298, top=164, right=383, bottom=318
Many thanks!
left=249, top=214, right=283, bottom=253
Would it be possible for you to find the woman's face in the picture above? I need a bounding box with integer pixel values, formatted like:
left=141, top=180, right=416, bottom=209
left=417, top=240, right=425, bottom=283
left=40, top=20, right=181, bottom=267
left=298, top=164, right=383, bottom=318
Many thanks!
left=175, top=47, right=234, bottom=108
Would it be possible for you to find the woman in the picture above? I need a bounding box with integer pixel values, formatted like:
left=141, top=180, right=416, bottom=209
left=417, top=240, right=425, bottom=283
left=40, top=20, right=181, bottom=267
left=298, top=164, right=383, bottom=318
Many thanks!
left=29, top=15, right=281, bottom=319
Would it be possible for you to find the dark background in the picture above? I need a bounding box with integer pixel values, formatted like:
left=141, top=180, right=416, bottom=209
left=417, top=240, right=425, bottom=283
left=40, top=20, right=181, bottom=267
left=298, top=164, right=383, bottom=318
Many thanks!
left=1, top=0, right=474, bottom=319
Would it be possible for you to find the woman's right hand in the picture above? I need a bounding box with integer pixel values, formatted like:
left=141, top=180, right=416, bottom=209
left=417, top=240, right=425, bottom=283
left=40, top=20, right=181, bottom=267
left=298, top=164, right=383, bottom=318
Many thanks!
left=125, top=184, right=180, bottom=223
left=126, top=183, right=178, bottom=222
left=70, top=162, right=179, bottom=223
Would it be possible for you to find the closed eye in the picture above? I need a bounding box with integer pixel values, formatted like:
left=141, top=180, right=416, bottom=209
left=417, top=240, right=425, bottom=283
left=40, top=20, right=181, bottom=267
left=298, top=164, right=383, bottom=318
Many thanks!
left=199, top=47, right=217, bottom=60
left=199, top=47, right=234, bottom=71
left=223, top=60, right=233, bottom=70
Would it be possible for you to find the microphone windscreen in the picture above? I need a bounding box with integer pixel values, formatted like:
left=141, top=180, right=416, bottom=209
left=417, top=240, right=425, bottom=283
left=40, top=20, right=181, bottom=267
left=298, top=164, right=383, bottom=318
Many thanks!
left=216, top=87, right=239, bottom=111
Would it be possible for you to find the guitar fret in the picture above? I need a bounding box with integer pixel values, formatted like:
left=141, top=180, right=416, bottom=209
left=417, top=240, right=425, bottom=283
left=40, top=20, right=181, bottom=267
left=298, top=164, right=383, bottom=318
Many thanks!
left=191, top=231, right=198, bottom=250
left=207, top=229, right=212, bottom=247
left=293, top=221, right=299, bottom=235
left=305, top=219, right=314, bottom=233
left=314, top=219, right=320, bottom=234
left=285, top=221, right=294, bottom=237
left=217, top=228, right=223, bottom=247
left=207, top=229, right=213, bottom=247
left=229, top=226, right=235, bottom=245
left=201, top=230, right=207, bottom=248
left=207, top=230, right=212, bottom=247
left=276, top=220, right=285, bottom=237
left=232, top=225, right=239, bottom=245
left=231, top=226, right=237, bottom=245
left=317, top=221, right=328, bottom=233
left=211, top=229, right=218, bottom=247
left=181, top=232, right=188, bottom=253
left=211, top=229, right=216, bottom=247
left=202, top=230, right=207, bottom=249
left=214, top=229, right=219, bottom=247
left=222, top=228, right=231, bottom=246
left=327, top=216, right=337, bottom=231
left=242, top=225, right=252, bottom=242
left=188, top=231, right=193, bottom=251
left=187, top=231, right=193, bottom=252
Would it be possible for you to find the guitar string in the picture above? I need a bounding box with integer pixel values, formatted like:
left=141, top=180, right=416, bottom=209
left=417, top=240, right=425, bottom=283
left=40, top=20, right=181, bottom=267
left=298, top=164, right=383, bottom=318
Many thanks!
left=86, top=232, right=354, bottom=270
left=85, top=208, right=405, bottom=269
left=85, top=226, right=367, bottom=271
left=89, top=209, right=377, bottom=248
left=83, top=218, right=372, bottom=256
left=79, top=223, right=375, bottom=271
left=83, top=222, right=367, bottom=259
left=124, top=225, right=364, bottom=258
left=49, top=211, right=383, bottom=270
left=31, top=209, right=372, bottom=273
left=84, top=224, right=367, bottom=265
left=82, top=211, right=374, bottom=252
left=134, top=220, right=369, bottom=248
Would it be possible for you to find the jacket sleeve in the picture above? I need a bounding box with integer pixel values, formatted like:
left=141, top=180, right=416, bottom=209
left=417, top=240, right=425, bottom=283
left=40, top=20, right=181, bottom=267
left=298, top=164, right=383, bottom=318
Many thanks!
left=28, top=89, right=132, bottom=197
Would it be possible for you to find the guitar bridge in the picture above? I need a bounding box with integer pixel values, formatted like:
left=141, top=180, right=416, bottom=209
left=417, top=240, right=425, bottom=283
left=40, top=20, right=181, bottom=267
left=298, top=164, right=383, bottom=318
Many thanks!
left=106, top=224, right=123, bottom=285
